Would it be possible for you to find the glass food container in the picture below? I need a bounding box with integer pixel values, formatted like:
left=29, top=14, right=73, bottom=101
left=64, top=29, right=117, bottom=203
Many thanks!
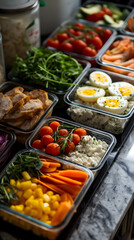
left=26, top=116, right=116, bottom=171
left=0, top=0, right=40, bottom=69
left=64, top=68, right=134, bottom=135
left=0, top=81, right=58, bottom=144
left=120, top=12, right=134, bottom=37
left=0, top=149, right=94, bottom=240
left=0, top=32, right=5, bottom=84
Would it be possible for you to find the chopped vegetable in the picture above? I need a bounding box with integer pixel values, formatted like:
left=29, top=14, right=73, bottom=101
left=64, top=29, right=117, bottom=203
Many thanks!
left=12, top=47, right=83, bottom=91
left=0, top=133, right=9, bottom=153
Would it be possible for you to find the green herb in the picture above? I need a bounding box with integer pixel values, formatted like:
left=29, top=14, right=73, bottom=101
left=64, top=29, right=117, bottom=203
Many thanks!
left=0, top=152, right=43, bottom=206
left=12, top=47, right=83, bottom=91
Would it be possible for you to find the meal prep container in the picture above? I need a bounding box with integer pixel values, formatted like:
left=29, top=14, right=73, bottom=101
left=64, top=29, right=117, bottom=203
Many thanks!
left=0, top=126, right=16, bottom=168
left=76, top=0, right=133, bottom=31
left=120, top=11, right=134, bottom=37
left=64, top=68, right=134, bottom=135
left=97, top=35, right=134, bottom=77
left=0, top=32, right=5, bottom=84
left=43, top=20, right=116, bottom=67
left=0, top=81, right=58, bottom=144
left=26, top=116, right=116, bottom=171
left=0, top=149, right=94, bottom=240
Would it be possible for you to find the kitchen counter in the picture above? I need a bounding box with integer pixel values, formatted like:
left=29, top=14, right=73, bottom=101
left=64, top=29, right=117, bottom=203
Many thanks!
left=0, top=123, right=134, bottom=240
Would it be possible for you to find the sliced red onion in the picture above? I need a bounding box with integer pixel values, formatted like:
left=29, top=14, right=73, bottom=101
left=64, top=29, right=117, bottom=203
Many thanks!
left=0, top=140, right=9, bottom=152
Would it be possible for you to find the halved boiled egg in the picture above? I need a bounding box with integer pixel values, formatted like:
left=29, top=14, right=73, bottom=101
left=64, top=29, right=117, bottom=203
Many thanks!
left=77, top=86, right=105, bottom=103
left=97, top=96, right=128, bottom=114
left=108, top=82, right=134, bottom=100
left=89, top=71, right=112, bottom=89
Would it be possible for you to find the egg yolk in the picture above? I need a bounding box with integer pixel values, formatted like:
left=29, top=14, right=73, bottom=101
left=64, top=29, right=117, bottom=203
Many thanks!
left=92, top=73, right=108, bottom=83
left=104, top=99, right=120, bottom=108
left=81, top=89, right=96, bottom=96
left=119, top=86, right=133, bottom=97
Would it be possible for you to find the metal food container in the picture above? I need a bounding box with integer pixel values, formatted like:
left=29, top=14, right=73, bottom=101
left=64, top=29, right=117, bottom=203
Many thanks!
left=0, top=126, right=16, bottom=168
left=0, top=81, right=58, bottom=144
left=97, top=35, right=134, bottom=78
left=76, top=0, right=133, bottom=30
left=43, top=19, right=116, bottom=67
left=64, top=68, right=134, bottom=135
left=0, top=149, right=94, bottom=240
left=26, top=116, right=116, bottom=171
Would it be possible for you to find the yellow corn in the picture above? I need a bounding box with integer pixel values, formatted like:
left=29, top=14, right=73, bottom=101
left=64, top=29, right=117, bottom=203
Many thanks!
left=22, top=171, right=31, bottom=180
left=10, top=179, right=16, bottom=186
left=23, top=189, right=33, bottom=199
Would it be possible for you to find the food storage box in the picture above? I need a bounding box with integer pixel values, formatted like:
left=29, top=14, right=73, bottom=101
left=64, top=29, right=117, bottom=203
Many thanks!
left=26, top=116, right=116, bottom=171
left=64, top=68, right=134, bottom=135
left=43, top=19, right=116, bottom=66
left=120, top=11, right=134, bottom=37
left=0, top=126, right=16, bottom=168
left=76, top=0, right=133, bottom=30
left=0, top=81, right=58, bottom=144
left=0, top=149, right=94, bottom=240
left=97, top=35, right=134, bottom=78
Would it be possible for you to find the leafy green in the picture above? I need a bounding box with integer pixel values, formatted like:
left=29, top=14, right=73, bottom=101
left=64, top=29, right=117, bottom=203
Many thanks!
left=0, top=152, right=43, bottom=206
left=12, top=47, right=83, bottom=91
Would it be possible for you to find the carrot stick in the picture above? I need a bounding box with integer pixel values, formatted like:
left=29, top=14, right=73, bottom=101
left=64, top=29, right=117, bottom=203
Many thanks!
left=41, top=162, right=61, bottom=168
left=58, top=170, right=88, bottom=182
left=50, top=173, right=83, bottom=186
left=41, top=175, right=66, bottom=185
left=33, top=178, right=65, bottom=194
left=51, top=201, right=72, bottom=225
left=60, top=193, right=73, bottom=204
left=41, top=166, right=58, bottom=173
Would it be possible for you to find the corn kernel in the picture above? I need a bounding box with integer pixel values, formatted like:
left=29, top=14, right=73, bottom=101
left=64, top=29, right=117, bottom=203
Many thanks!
left=31, top=183, right=37, bottom=190
left=43, top=203, right=51, bottom=214
left=34, top=188, right=44, bottom=198
left=22, top=171, right=31, bottom=180
left=55, top=194, right=61, bottom=201
left=43, top=194, right=50, bottom=203
left=16, top=190, right=23, bottom=198
left=45, top=220, right=51, bottom=225
left=24, top=206, right=31, bottom=215
left=6, top=187, right=11, bottom=193
left=31, top=199, right=39, bottom=209
left=40, top=215, right=49, bottom=222
left=30, top=209, right=38, bottom=218
left=23, top=188, right=33, bottom=199
left=50, top=195, right=57, bottom=202
left=20, top=181, right=32, bottom=190
left=25, top=195, right=34, bottom=206
left=49, top=210, right=56, bottom=218
left=10, top=179, right=16, bottom=186
left=46, top=191, right=54, bottom=197
left=51, top=201, right=59, bottom=210
left=15, top=204, right=24, bottom=213
left=16, top=180, right=21, bottom=188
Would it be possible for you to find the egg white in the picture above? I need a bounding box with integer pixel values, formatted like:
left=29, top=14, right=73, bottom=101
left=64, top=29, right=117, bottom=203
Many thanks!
left=108, top=81, right=134, bottom=100
left=97, top=96, right=128, bottom=114
left=89, top=71, right=112, bottom=89
left=77, top=86, right=105, bottom=103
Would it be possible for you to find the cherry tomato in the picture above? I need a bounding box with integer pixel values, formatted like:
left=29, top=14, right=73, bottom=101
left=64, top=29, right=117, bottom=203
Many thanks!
left=49, top=121, right=60, bottom=132
left=90, top=36, right=103, bottom=50
left=40, top=126, right=53, bottom=137
left=57, top=137, right=64, bottom=145
left=65, top=141, right=75, bottom=154
left=74, top=22, right=85, bottom=29
left=46, top=38, right=60, bottom=49
left=88, top=31, right=99, bottom=37
left=46, top=143, right=60, bottom=156
left=82, top=47, right=97, bottom=57
left=74, top=128, right=87, bottom=138
left=32, top=140, right=43, bottom=150
left=41, top=147, right=46, bottom=152
left=60, top=42, right=73, bottom=52
left=41, top=135, right=54, bottom=146
left=102, top=29, right=113, bottom=43
left=73, top=30, right=83, bottom=36
left=73, top=39, right=87, bottom=53
left=56, top=33, right=69, bottom=42
left=58, top=129, right=69, bottom=136
left=68, top=28, right=76, bottom=35
left=101, top=8, right=113, bottom=16
left=72, top=134, right=81, bottom=145
left=86, top=10, right=105, bottom=22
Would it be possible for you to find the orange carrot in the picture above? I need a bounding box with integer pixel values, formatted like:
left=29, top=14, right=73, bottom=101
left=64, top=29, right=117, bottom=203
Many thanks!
left=40, top=175, right=66, bottom=185
left=50, top=173, right=83, bottom=186
left=33, top=178, right=65, bottom=194
left=60, top=193, right=73, bottom=204
left=58, top=183, right=82, bottom=199
left=51, top=201, right=72, bottom=225
left=58, top=170, right=88, bottom=183
left=41, top=162, right=61, bottom=168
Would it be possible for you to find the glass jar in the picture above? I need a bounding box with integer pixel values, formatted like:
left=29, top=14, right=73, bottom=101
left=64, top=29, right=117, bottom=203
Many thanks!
left=0, top=32, right=5, bottom=83
left=0, top=0, right=40, bottom=69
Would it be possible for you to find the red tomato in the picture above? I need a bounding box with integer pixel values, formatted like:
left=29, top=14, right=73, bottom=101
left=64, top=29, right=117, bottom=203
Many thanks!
left=73, top=39, right=87, bottom=53
left=46, top=143, right=60, bottom=156
left=74, top=22, right=85, bottom=29
left=72, top=134, right=81, bottom=145
left=41, top=147, right=46, bottom=152
left=32, top=139, right=43, bottom=150
left=102, top=29, right=113, bottom=43
left=40, top=126, right=53, bottom=137
left=73, top=30, right=83, bottom=36
left=65, top=141, right=75, bottom=154
left=58, top=129, right=69, bottom=136
left=57, top=137, right=64, bottom=145
left=88, top=31, right=99, bottom=37
left=46, top=38, right=60, bottom=49
left=56, top=33, right=69, bottom=42
left=82, top=46, right=97, bottom=57
left=49, top=121, right=60, bottom=132
left=84, top=34, right=93, bottom=45
left=86, top=10, right=105, bottom=22
left=90, top=36, right=103, bottom=50
left=101, top=8, right=113, bottom=16
left=68, top=28, right=76, bottom=35
left=41, top=135, right=54, bottom=146
left=74, top=128, right=87, bottom=138
left=59, top=42, right=73, bottom=52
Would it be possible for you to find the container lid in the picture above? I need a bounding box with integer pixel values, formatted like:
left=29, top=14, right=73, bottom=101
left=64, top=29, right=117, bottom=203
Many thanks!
left=0, top=0, right=36, bottom=10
